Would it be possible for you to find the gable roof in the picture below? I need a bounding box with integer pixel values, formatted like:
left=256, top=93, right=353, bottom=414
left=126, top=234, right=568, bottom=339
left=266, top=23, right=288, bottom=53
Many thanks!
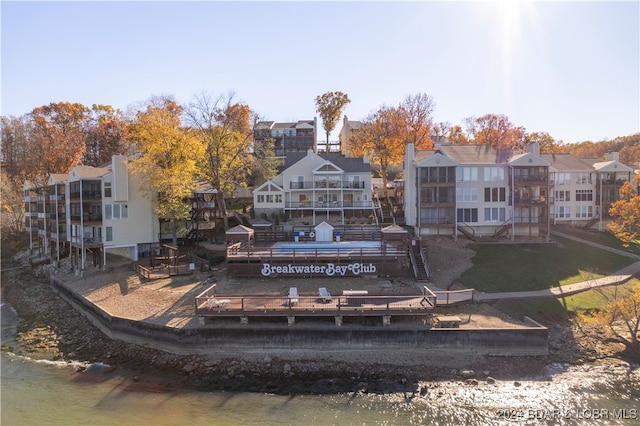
left=70, top=165, right=110, bottom=179
left=541, top=153, right=593, bottom=171
left=284, top=152, right=371, bottom=172
left=254, top=180, right=284, bottom=192
left=226, top=225, right=254, bottom=235
left=436, top=145, right=514, bottom=165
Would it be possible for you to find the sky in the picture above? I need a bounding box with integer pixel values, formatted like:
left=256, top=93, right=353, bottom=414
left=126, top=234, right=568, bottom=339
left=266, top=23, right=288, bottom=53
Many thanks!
left=2, top=1, right=638, bottom=144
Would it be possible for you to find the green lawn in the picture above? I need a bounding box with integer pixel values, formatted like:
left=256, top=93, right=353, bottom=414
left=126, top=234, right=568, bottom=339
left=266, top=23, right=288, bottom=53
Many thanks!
left=456, top=235, right=639, bottom=316
left=492, top=279, right=639, bottom=317
left=458, top=236, right=635, bottom=293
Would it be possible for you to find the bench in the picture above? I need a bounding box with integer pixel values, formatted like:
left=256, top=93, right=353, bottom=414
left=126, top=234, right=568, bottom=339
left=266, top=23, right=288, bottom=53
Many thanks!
left=342, top=290, right=368, bottom=296
left=288, top=287, right=299, bottom=306
left=319, top=287, right=332, bottom=303
left=434, top=315, right=461, bottom=328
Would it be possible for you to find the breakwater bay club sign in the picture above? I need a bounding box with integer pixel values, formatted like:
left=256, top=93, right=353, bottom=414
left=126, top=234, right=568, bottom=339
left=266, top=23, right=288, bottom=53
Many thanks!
left=261, top=262, right=377, bottom=277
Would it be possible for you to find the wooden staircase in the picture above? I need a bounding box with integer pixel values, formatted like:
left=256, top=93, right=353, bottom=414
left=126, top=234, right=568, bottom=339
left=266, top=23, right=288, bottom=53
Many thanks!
left=409, top=239, right=430, bottom=281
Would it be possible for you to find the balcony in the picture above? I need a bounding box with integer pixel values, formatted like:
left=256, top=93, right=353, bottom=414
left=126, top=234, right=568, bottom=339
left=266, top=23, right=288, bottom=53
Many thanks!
left=69, top=190, right=102, bottom=201
left=285, top=201, right=373, bottom=210
left=512, top=196, right=546, bottom=205
left=70, top=213, right=103, bottom=224
left=290, top=181, right=366, bottom=190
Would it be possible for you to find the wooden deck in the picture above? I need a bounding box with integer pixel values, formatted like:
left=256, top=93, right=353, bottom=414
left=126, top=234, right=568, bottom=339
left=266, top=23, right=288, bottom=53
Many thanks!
left=194, top=284, right=437, bottom=318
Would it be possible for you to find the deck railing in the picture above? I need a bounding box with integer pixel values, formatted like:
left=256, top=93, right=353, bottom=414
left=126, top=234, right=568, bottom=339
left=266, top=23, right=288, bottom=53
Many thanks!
left=195, top=284, right=436, bottom=317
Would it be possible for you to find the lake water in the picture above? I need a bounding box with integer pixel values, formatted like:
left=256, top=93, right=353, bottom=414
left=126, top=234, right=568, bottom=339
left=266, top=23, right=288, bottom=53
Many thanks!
left=2, top=302, right=639, bottom=425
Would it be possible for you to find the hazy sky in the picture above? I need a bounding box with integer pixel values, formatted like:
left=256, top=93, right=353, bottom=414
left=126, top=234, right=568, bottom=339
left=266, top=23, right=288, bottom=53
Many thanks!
left=2, top=1, right=638, bottom=143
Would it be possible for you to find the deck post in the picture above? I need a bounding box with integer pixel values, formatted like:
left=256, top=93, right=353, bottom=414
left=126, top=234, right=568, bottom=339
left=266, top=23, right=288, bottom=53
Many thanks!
left=240, top=316, right=249, bottom=325
left=287, top=316, right=296, bottom=326
left=334, top=316, right=343, bottom=326
left=382, top=315, right=391, bottom=326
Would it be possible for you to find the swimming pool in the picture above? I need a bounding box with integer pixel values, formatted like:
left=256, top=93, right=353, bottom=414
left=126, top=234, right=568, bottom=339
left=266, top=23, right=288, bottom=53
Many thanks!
left=272, top=241, right=382, bottom=252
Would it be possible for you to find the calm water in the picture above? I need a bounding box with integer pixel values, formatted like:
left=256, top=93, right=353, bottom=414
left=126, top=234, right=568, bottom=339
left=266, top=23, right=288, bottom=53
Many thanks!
left=2, top=302, right=639, bottom=426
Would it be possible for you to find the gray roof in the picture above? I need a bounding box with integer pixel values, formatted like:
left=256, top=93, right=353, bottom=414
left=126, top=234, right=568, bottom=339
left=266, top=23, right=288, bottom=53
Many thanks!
left=541, top=153, right=593, bottom=171
left=436, top=145, right=514, bottom=165
left=284, top=152, right=371, bottom=172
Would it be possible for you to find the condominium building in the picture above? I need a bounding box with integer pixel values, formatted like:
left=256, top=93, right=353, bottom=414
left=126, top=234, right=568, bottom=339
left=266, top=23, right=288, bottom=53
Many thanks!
left=253, top=119, right=318, bottom=158
left=253, top=150, right=374, bottom=225
left=25, top=155, right=160, bottom=269
left=404, top=143, right=552, bottom=239
left=405, top=143, right=635, bottom=239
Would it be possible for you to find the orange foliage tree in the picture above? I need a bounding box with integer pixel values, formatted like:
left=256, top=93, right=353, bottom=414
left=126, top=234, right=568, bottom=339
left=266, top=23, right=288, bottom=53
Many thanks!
left=83, top=104, right=130, bottom=166
left=348, top=105, right=405, bottom=187
left=607, top=174, right=640, bottom=247
left=26, top=102, right=89, bottom=188
left=398, top=93, right=435, bottom=150
left=464, top=113, right=525, bottom=150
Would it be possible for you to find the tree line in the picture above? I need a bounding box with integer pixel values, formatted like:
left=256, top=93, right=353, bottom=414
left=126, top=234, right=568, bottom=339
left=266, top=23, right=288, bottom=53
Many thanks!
left=2, top=90, right=639, bottom=241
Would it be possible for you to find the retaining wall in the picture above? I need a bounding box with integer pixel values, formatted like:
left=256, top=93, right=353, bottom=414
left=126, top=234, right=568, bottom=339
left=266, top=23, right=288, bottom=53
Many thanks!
left=50, top=276, right=548, bottom=357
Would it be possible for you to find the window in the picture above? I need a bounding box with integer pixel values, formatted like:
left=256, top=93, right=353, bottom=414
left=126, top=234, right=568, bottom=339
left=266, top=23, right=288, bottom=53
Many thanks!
left=104, top=182, right=112, bottom=198
left=576, top=206, right=593, bottom=218
left=105, top=204, right=112, bottom=220
left=113, top=204, right=120, bottom=219
left=274, top=194, right=282, bottom=203
left=257, top=194, right=265, bottom=203
left=484, top=187, right=506, bottom=202
left=576, top=189, right=593, bottom=202
left=458, top=167, right=478, bottom=182
left=484, top=167, right=505, bottom=182
left=456, top=188, right=478, bottom=202
left=106, top=226, right=113, bottom=242
left=576, top=173, right=591, bottom=185
left=484, top=207, right=506, bottom=222
left=556, top=173, right=571, bottom=185
left=121, top=204, right=128, bottom=219
left=555, top=206, right=571, bottom=219
left=266, top=194, right=274, bottom=203
left=457, top=208, right=478, bottom=223
left=555, top=191, right=570, bottom=202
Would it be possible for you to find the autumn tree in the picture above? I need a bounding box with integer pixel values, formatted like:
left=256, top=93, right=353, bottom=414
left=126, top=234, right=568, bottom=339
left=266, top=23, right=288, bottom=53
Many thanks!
left=448, top=124, right=469, bottom=145
left=185, top=92, right=256, bottom=229
left=464, top=113, right=525, bottom=150
left=0, top=115, right=33, bottom=185
left=26, top=102, right=90, bottom=188
left=128, top=96, right=205, bottom=246
left=251, top=137, right=279, bottom=186
left=348, top=105, right=405, bottom=188
left=576, top=283, right=640, bottom=361
left=526, top=131, right=564, bottom=154
left=315, top=91, right=351, bottom=145
left=398, top=92, right=435, bottom=150
left=83, top=104, right=130, bottom=166
left=0, top=168, right=26, bottom=237
left=607, top=174, right=640, bottom=248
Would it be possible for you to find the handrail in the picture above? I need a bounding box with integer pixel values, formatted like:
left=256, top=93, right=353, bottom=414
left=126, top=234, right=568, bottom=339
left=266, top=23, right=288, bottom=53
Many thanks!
left=195, top=292, right=437, bottom=316
left=418, top=240, right=430, bottom=279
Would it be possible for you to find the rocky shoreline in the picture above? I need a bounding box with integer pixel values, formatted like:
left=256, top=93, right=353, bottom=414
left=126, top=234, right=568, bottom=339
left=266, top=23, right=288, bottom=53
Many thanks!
left=1, top=261, right=629, bottom=396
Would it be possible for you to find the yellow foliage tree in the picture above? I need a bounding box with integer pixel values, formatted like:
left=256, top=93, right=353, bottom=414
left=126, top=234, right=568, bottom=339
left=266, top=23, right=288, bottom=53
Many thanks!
left=576, top=283, right=640, bottom=360
left=185, top=92, right=255, bottom=229
left=315, top=91, right=351, bottom=145
left=128, top=96, right=205, bottom=246
left=608, top=174, right=640, bottom=247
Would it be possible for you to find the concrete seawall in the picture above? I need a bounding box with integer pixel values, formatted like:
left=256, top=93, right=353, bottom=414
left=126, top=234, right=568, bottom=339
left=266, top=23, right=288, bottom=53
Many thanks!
left=50, top=275, right=548, bottom=357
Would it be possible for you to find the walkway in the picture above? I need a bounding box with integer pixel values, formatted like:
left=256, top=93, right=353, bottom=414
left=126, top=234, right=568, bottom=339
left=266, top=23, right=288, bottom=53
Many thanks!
left=431, top=231, right=640, bottom=305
